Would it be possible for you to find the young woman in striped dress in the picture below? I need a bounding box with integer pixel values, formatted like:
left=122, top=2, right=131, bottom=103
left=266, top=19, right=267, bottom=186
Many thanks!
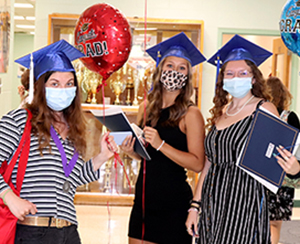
left=186, top=35, right=278, bottom=244
left=0, top=40, right=117, bottom=244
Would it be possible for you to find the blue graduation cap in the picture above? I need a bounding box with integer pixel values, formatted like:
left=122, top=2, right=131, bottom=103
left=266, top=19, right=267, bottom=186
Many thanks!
left=15, top=39, right=85, bottom=80
left=146, top=32, right=206, bottom=67
left=207, top=34, right=272, bottom=67
left=15, top=39, right=85, bottom=104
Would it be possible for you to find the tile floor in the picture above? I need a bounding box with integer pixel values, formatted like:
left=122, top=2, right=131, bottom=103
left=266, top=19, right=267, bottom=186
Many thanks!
left=76, top=205, right=300, bottom=244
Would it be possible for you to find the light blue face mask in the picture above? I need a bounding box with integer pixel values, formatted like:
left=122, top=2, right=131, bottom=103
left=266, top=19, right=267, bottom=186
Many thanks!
left=223, top=77, right=253, bottom=98
left=45, top=87, right=77, bottom=111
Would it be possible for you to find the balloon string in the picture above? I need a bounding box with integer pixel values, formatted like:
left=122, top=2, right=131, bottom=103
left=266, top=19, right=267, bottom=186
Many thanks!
left=100, top=79, right=107, bottom=125
left=144, top=0, right=147, bottom=52
left=105, top=138, right=132, bottom=195
left=142, top=1, right=147, bottom=243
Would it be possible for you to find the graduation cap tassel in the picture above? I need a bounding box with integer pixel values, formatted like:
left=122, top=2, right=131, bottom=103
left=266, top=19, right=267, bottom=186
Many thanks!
left=28, top=53, right=34, bottom=104
left=156, top=50, right=161, bottom=67
left=216, top=54, right=221, bottom=85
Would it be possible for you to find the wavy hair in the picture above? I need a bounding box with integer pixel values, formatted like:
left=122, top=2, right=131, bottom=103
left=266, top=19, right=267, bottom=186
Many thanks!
left=206, top=60, right=271, bottom=130
left=139, top=57, right=194, bottom=127
left=266, top=76, right=292, bottom=111
left=25, top=71, right=87, bottom=157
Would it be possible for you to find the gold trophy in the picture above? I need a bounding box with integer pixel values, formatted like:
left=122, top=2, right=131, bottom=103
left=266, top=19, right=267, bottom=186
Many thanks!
left=89, top=72, right=102, bottom=104
left=132, top=69, right=140, bottom=106
left=126, top=66, right=134, bottom=105
left=74, top=60, right=85, bottom=87
left=81, top=68, right=92, bottom=103
left=103, top=158, right=113, bottom=193
left=142, top=65, right=154, bottom=92
left=110, top=68, right=126, bottom=105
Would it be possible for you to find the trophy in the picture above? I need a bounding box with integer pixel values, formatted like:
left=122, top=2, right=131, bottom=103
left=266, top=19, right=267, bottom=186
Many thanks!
left=103, top=158, right=113, bottom=193
left=142, top=65, right=154, bottom=92
left=110, top=68, right=126, bottom=105
left=126, top=66, right=134, bottom=105
left=81, top=68, right=92, bottom=103
left=89, top=72, right=102, bottom=104
left=74, top=60, right=85, bottom=87
left=132, top=69, right=140, bottom=106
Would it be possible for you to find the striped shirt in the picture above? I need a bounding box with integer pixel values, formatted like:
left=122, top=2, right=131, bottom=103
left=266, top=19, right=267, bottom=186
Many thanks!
left=200, top=114, right=270, bottom=244
left=0, top=109, right=100, bottom=225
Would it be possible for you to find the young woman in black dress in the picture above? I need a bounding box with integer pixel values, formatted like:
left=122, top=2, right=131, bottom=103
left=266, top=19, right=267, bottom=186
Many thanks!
left=121, top=32, right=206, bottom=244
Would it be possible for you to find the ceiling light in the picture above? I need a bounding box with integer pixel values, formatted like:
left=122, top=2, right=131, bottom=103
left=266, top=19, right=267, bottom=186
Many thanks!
left=16, top=25, right=35, bottom=29
left=26, top=16, right=35, bottom=21
left=14, top=16, right=25, bottom=20
left=30, top=32, right=35, bottom=35
left=14, top=3, right=34, bottom=8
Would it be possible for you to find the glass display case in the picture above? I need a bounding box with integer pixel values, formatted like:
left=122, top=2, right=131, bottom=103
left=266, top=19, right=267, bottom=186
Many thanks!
left=48, top=14, right=204, bottom=205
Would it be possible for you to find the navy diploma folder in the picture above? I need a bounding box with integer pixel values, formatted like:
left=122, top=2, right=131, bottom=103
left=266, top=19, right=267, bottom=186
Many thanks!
left=236, top=107, right=300, bottom=193
left=90, top=107, right=151, bottom=160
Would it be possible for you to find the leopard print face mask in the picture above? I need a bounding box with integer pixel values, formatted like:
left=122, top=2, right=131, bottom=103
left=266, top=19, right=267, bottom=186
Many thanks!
left=160, top=70, right=188, bottom=92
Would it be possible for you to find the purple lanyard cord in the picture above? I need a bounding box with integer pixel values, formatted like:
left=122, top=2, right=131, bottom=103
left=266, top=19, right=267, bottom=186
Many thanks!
left=50, top=126, right=79, bottom=177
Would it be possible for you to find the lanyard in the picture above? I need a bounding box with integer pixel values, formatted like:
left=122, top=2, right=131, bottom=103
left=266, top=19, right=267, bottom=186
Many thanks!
left=50, top=126, right=79, bottom=177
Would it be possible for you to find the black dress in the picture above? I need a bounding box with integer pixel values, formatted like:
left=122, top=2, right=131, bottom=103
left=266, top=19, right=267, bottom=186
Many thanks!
left=128, top=106, right=193, bottom=244
left=266, top=110, right=300, bottom=221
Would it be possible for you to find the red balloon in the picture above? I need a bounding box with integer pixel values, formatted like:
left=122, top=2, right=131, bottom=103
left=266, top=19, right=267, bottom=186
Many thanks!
left=74, top=3, right=132, bottom=80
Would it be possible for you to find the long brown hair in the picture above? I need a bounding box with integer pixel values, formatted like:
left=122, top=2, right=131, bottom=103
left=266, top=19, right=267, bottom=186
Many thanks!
left=25, top=71, right=87, bottom=157
left=207, top=60, right=271, bottom=130
left=139, top=57, right=194, bottom=127
left=266, top=76, right=292, bottom=111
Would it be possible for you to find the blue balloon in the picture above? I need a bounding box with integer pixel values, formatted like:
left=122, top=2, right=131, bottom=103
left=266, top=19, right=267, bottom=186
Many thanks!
left=280, top=0, right=300, bottom=56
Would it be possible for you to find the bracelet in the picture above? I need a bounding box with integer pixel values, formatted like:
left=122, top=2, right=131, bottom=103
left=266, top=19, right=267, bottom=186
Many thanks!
left=190, top=200, right=201, bottom=208
left=156, top=140, right=165, bottom=151
left=190, top=204, right=200, bottom=211
left=188, top=207, right=199, bottom=213
left=190, top=199, right=201, bottom=205
left=1, top=189, right=12, bottom=206
left=190, top=203, right=200, bottom=209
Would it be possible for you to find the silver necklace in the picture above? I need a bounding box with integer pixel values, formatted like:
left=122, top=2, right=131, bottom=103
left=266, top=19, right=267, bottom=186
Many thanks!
left=225, top=95, right=254, bottom=117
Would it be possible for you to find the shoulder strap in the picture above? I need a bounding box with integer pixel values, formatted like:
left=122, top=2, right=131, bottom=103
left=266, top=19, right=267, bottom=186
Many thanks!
left=280, top=110, right=291, bottom=122
left=256, top=99, right=266, bottom=109
left=2, top=109, right=32, bottom=194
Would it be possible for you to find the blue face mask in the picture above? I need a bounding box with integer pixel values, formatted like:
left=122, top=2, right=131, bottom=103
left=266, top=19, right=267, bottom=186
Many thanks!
left=45, top=87, right=77, bottom=111
left=223, top=77, right=253, bottom=98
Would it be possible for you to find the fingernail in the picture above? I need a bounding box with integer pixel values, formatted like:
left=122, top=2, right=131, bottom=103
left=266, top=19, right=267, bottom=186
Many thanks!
left=279, top=145, right=284, bottom=149
left=273, top=153, right=277, bottom=157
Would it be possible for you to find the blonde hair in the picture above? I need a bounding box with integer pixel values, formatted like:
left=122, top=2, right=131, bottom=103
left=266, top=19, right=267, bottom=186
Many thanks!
left=139, top=57, right=194, bottom=127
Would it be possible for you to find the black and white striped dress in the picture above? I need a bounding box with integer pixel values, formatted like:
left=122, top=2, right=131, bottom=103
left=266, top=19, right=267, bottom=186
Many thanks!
left=199, top=114, right=270, bottom=244
left=0, top=109, right=100, bottom=225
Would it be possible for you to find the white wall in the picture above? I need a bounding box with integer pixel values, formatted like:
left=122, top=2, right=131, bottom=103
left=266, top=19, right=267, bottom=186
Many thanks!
left=33, top=0, right=288, bottom=120
left=12, top=33, right=34, bottom=109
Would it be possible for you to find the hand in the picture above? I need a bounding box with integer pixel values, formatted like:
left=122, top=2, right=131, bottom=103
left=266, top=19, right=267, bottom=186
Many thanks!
left=101, top=132, right=117, bottom=159
left=120, top=135, right=136, bottom=155
left=17, top=85, right=25, bottom=98
left=4, top=190, right=37, bottom=221
left=92, top=132, right=118, bottom=171
left=143, top=126, right=163, bottom=150
left=274, top=145, right=300, bottom=175
left=185, top=210, right=199, bottom=237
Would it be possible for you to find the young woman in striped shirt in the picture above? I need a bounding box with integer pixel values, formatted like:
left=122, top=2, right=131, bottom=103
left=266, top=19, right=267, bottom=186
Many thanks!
left=0, top=40, right=117, bottom=244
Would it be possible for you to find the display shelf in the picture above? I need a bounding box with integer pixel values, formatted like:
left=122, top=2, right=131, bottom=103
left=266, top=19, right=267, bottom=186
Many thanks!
left=82, top=103, right=139, bottom=115
left=74, top=192, right=134, bottom=206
